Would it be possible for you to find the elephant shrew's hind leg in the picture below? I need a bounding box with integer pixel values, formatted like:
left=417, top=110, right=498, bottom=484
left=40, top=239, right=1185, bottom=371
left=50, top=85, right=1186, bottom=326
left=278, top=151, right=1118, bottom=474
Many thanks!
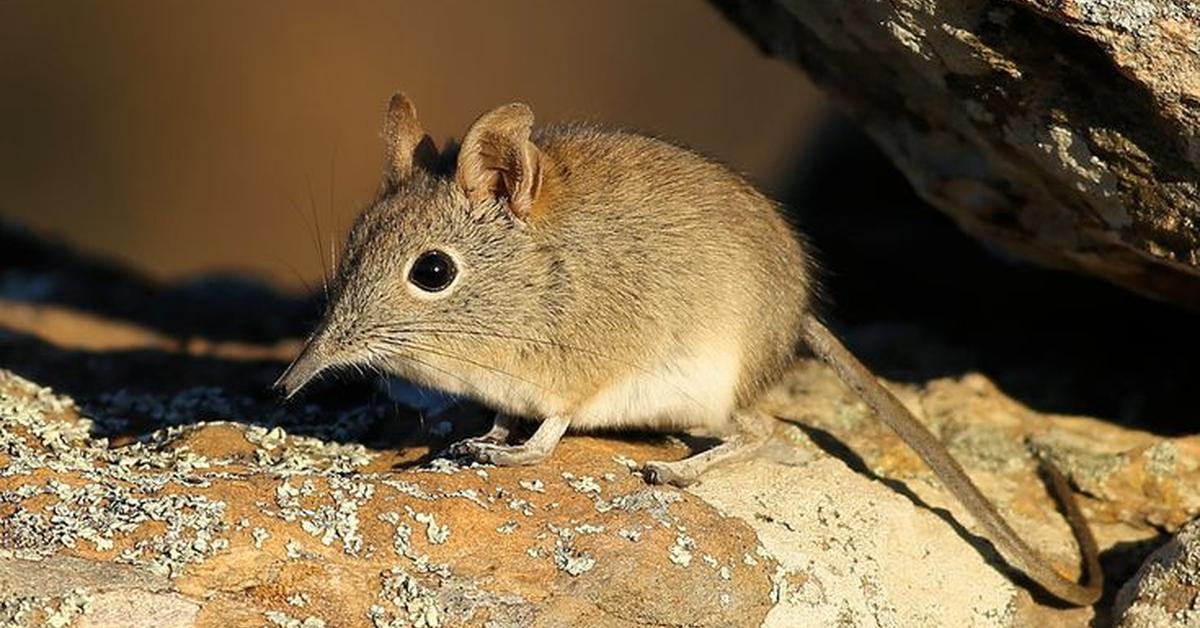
left=642, top=409, right=775, bottom=487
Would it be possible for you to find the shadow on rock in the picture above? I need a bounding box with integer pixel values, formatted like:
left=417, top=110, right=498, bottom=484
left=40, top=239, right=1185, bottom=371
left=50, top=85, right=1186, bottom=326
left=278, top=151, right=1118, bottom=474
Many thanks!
left=0, top=327, right=441, bottom=450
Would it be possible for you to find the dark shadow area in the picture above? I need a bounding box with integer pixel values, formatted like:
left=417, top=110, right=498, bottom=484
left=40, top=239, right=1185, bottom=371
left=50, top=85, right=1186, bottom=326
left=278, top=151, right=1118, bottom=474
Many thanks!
left=782, top=114, right=1199, bottom=435
left=387, top=418, right=689, bottom=472
left=0, top=326, right=422, bottom=449
left=1086, top=533, right=1173, bottom=628
left=0, top=220, right=320, bottom=343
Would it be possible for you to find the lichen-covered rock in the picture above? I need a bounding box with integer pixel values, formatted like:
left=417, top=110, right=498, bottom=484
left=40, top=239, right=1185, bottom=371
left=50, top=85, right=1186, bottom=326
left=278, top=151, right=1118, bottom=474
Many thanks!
left=0, top=371, right=774, bottom=627
left=712, top=0, right=1200, bottom=307
left=1114, top=518, right=1200, bottom=628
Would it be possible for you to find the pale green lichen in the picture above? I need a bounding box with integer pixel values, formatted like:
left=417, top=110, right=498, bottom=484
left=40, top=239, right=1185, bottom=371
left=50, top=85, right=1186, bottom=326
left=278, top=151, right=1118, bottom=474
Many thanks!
left=543, top=523, right=596, bottom=577
left=265, top=609, right=326, bottom=628
left=0, top=588, right=93, bottom=628
left=670, top=533, right=696, bottom=568
left=561, top=472, right=601, bottom=495
left=573, top=523, right=604, bottom=535
left=1030, top=431, right=1126, bottom=497
left=943, top=424, right=1028, bottom=473
left=517, top=479, right=545, bottom=493
left=285, top=539, right=317, bottom=560
left=252, top=527, right=270, bottom=549
left=1118, top=520, right=1200, bottom=625
left=0, top=374, right=234, bottom=575
left=368, top=567, right=444, bottom=628
left=595, top=488, right=681, bottom=523
left=554, top=544, right=596, bottom=576
left=1146, top=441, right=1180, bottom=477
left=270, top=477, right=373, bottom=556
left=611, top=455, right=639, bottom=471
left=1075, top=0, right=1200, bottom=37
left=617, top=527, right=643, bottom=542
left=410, top=510, right=449, bottom=545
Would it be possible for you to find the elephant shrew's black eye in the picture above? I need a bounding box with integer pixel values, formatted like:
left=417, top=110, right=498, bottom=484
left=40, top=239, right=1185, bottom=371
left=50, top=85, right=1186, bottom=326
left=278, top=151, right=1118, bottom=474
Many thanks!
left=408, top=250, right=457, bottom=292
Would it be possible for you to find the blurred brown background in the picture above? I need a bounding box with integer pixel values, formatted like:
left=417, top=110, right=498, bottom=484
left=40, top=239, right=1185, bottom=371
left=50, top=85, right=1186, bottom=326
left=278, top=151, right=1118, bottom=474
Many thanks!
left=0, top=1, right=823, bottom=290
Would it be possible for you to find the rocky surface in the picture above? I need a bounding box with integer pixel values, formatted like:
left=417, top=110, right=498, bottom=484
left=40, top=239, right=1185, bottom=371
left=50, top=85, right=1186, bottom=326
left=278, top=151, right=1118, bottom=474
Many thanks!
left=1, top=223, right=1199, bottom=627
left=0, top=370, right=774, bottom=627
left=713, top=0, right=1200, bottom=308
left=1114, top=518, right=1200, bottom=627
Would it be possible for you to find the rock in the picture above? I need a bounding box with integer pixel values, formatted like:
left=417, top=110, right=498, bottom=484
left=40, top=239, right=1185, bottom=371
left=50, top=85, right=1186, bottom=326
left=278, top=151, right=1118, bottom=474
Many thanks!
left=0, top=370, right=773, bottom=627
left=690, top=457, right=1030, bottom=627
left=711, top=0, right=1200, bottom=308
left=0, top=555, right=198, bottom=628
left=1114, top=518, right=1200, bottom=628
left=3, top=225, right=1200, bottom=626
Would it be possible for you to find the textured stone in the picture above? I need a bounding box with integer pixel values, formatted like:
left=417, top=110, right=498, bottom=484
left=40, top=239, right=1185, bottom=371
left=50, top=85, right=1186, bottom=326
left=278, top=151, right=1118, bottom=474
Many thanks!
left=712, top=0, right=1200, bottom=307
left=1114, top=518, right=1200, bottom=628
left=0, top=370, right=773, bottom=627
